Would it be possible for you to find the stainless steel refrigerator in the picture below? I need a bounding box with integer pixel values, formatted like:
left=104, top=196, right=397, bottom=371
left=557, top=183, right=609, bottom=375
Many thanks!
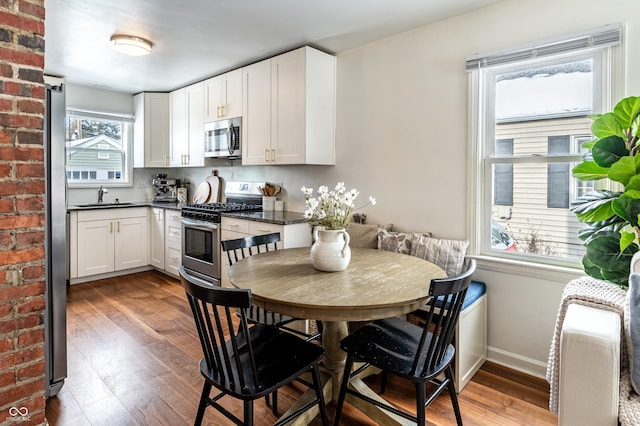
left=44, top=82, right=67, bottom=398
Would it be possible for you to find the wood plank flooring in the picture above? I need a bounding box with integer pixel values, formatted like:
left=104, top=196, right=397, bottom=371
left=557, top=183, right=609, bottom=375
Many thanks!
left=45, top=271, right=558, bottom=425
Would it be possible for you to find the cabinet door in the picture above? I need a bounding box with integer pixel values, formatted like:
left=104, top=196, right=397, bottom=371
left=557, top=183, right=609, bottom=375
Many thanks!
left=205, top=70, right=242, bottom=121
left=186, top=82, right=204, bottom=166
left=242, top=60, right=271, bottom=165
left=150, top=208, right=164, bottom=269
left=77, top=219, right=114, bottom=277
left=114, top=216, right=149, bottom=271
left=169, top=88, right=187, bottom=167
left=222, top=69, right=243, bottom=119
left=271, top=48, right=306, bottom=164
left=134, top=92, right=170, bottom=168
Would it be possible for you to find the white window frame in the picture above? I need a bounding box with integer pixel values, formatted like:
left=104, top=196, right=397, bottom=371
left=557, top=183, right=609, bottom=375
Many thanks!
left=467, top=27, right=623, bottom=271
left=65, top=109, right=134, bottom=188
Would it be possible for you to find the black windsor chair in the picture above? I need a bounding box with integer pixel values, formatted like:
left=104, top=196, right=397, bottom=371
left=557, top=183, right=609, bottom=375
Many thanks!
left=221, top=232, right=323, bottom=342
left=332, top=259, right=476, bottom=426
left=179, top=266, right=329, bottom=426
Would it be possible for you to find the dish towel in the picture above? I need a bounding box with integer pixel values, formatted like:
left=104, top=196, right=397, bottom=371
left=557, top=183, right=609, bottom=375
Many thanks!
left=546, top=275, right=626, bottom=414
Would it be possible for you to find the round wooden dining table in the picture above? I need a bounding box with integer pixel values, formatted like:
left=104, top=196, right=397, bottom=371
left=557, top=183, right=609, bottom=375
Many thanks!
left=228, top=246, right=446, bottom=422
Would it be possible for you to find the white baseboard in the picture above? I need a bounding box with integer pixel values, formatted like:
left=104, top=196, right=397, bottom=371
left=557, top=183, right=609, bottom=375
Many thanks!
left=70, top=266, right=153, bottom=285
left=488, top=346, right=548, bottom=379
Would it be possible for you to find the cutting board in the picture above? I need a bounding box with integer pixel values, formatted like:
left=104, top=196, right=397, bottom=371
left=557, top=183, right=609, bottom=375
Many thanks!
left=206, top=174, right=221, bottom=203
left=193, top=181, right=211, bottom=204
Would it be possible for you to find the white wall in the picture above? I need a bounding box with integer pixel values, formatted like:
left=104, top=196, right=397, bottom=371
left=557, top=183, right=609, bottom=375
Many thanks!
left=67, top=0, right=640, bottom=377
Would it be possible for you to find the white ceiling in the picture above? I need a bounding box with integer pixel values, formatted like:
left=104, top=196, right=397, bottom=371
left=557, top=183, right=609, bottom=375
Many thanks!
left=44, top=0, right=504, bottom=94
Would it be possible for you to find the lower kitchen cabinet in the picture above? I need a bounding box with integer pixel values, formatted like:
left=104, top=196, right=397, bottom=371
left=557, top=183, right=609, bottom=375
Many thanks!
left=164, top=209, right=182, bottom=277
left=220, top=216, right=311, bottom=288
left=150, top=208, right=165, bottom=269
left=73, top=207, right=149, bottom=278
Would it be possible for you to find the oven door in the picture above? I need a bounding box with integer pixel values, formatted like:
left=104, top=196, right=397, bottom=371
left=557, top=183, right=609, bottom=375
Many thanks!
left=181, top=218, right=221, bottom=284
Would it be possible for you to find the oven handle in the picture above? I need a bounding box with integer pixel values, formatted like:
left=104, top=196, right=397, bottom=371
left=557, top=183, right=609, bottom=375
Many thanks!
left=181, top=217, right=220, bottom=231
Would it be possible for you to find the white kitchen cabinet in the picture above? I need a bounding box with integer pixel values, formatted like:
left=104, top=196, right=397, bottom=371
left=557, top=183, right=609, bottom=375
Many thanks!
left=164, top=209, right=182, bottom=277
left=133, top=92, right=170, bottom=168
left=204, top=69, right=242, bottom=122
left=169, top=82, right=204, bottom=167
left=75, top=208, right=149, bottom=278
left=220, top=217, right=311, bottom=288
left=242, top=46, right=336, bottom=165
left=150, top=207, right=164, bottom=269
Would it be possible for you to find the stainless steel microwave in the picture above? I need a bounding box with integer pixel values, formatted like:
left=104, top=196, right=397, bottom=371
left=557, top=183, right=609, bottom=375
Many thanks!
left=204, top=117, right=241, bottom=158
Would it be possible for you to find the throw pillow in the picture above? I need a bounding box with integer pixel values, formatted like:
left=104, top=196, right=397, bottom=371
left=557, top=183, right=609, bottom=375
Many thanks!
left=377, top=229, right=432, bottom=255
left=346, top=222, right=393, bottom=249
left=625, top=273, right=640, bottom=394
left=412, top=235, right=469, bottom=277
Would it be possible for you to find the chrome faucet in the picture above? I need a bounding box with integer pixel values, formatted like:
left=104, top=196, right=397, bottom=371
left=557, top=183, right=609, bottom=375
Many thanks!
left=97, top=186, right=108, bottom=203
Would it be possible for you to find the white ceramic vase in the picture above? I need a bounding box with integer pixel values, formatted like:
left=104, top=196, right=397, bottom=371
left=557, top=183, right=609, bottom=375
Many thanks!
left=310, top=227, right=351, bottom=272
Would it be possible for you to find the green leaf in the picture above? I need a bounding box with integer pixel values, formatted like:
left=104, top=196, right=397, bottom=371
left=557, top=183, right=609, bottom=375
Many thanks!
left=582, top=256, right=604, bottom=280
left=571, top=161, right=609, bottom=181
left=625, top=175, right=640, bottom=192
left=608, top=155, right=640, bottom=186
left=600, top=269, right=631, bottom=287
left=611, top=196, right=640, bottom=226
left=613, top=96, right=640, bottom=130
left=619, top=228, right=636, bottom=252
left=570, top=191, right=619, bottom=222
left=592, top=135, right=629, bottom=167
left=579, top=218, right=626, bottom=244
left=584, top=231, right=633, bottom=271
left=580, top=139, right=598, bottom=150
left=592, top=112, right=625, bottom=139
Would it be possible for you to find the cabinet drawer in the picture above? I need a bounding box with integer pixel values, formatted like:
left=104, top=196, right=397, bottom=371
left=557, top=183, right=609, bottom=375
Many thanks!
left=165, top=210, right=182, bottom=225
left=249, top=221, right=283, bottom=236
left=166, top=223, right=181, bottom=244
left=221, top=217, right=250, bottom=233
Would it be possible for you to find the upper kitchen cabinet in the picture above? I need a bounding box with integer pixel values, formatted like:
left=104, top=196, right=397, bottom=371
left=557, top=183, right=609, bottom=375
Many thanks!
left=204, top=69, right=242, bottom=122
left=242, top=46, right=336, bottom=165
left=133, top=92, right=170, bottom=168
left=169, top=82, right=205, bottom=167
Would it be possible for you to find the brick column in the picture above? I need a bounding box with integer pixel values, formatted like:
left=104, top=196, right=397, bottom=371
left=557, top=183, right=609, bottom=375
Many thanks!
left=0, top=0, right=47, bottom=424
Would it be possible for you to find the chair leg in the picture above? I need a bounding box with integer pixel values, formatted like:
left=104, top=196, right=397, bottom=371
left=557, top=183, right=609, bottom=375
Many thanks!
left=333, top=356, right=354, bottom=426
left=311, top=364, right=329, bottom=426
left=195, top=381, right=211, bottom=426
left=380, top=370, right=388, bottom=394
left=244, top=399, right=254, bottom=426
left=445, top=367, right=463, bottom=425
left=415, top=382, right=426, bottom=426
left=272, top=390, right=278, bottom=416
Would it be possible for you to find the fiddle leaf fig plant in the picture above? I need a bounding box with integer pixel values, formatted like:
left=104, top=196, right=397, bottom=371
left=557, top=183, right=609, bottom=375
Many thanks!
left=571, top=96, right=640, bottom=287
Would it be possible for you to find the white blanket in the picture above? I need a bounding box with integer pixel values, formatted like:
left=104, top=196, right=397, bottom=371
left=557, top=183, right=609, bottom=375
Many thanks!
left=546, top=276, right=626, bottom=414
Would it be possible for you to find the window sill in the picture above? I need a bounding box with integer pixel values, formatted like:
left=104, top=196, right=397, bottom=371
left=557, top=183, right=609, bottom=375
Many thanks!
left=469, top=254, right=585, bottom=283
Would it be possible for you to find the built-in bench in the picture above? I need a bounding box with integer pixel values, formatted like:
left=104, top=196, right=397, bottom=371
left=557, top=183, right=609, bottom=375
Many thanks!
left=407, top=280, right=487, bottom=392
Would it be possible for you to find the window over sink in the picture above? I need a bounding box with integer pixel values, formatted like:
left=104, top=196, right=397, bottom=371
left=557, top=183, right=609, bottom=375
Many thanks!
left=65, top=109, right=133, bottom=187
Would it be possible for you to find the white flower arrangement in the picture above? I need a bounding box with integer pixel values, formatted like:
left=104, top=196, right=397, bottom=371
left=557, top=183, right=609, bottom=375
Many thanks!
left=301, top=182, right=376, bottom=230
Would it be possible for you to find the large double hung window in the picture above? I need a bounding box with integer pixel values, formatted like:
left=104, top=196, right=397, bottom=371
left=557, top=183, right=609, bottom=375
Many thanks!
left=468, top=25, right=622, bottom=267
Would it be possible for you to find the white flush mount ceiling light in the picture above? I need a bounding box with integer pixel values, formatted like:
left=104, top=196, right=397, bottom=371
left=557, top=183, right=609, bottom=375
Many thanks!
left=110, top=34, right=153, bottom=56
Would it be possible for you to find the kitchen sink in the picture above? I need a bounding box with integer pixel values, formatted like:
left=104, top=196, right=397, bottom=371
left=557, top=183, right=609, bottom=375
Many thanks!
left=73, top=202, right=136, bottom=208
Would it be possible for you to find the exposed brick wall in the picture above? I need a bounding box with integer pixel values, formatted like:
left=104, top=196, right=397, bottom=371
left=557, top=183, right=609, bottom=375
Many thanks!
left=0, top=0, right=46, bottom=424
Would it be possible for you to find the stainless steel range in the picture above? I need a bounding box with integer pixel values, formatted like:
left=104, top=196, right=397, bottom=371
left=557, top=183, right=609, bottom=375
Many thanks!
left=181, top=182, right=265, bottom=283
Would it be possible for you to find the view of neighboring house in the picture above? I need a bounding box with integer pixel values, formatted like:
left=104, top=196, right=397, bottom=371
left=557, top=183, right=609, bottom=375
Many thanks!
left=65, top=134, right=124, bottom=181
left=490, top=61, right=594, bottom=260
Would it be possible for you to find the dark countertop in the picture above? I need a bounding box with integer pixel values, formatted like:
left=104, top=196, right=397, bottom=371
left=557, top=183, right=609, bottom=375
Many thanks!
left=68, top=201, right=182, bottom=211
left=221, top=210, right=308, bottom=225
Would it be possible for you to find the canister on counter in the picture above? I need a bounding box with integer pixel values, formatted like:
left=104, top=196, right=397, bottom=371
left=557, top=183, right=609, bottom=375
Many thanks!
left=177, top=187, right=188, bottom=204
left=274, top=200, right=284, bottom=211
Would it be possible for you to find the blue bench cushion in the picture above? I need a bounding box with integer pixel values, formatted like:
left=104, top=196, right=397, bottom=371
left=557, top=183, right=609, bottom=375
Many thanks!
left=463, top=281, right=486, bottom=311
left=426, top=280, right=486, bottom=311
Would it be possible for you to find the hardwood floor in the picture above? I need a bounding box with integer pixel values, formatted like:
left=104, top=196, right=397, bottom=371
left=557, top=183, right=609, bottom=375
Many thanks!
left=46, top=271, right=558, bottom=425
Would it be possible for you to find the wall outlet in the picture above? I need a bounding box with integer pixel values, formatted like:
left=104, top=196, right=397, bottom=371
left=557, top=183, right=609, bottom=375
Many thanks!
left=137, top=179, right=149, bottom=188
